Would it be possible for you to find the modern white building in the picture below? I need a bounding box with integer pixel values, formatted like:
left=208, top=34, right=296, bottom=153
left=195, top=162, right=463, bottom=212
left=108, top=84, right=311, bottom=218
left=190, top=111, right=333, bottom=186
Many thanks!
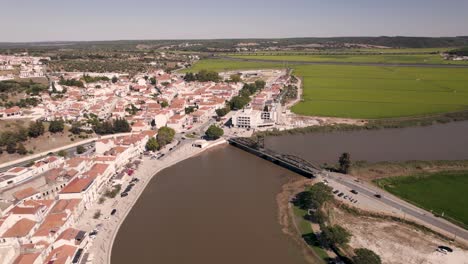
left=231, top=108, right=276, bottom=129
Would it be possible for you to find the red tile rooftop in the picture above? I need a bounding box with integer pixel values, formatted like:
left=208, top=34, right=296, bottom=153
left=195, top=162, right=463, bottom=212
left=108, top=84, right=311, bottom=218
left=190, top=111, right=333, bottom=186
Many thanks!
left=12, top=252, right=41, bottom=264
left=2, top=218, right=36, bottom=238
left=44, top=244, right=77, bottom=264
left=50, top=199, right=81, bottom=214
left=13, top=187, right=39, bottom=201
left=33, top=212, right=67, bottom=237
left=56, top=227, right=81, bottom=243
left=60, top=177, right=94, bottom=194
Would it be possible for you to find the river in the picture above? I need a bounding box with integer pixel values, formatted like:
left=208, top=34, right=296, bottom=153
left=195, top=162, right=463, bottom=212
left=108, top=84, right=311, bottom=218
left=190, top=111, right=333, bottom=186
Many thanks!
left=112, top=121, right=468, bottom=263
left=265, top=121, right=468, bottom=164
left=112, top=146, right=309, bottom=264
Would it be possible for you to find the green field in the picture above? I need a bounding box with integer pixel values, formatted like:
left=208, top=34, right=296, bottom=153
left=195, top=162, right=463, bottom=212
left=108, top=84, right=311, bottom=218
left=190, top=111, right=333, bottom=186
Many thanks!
left=230, top=54, right=468, bottom=65
left=291, top=65, right=468, bottom=118
left=181, top=59, right=285, bottom=73
left=375, top=171, right=468, bottom=228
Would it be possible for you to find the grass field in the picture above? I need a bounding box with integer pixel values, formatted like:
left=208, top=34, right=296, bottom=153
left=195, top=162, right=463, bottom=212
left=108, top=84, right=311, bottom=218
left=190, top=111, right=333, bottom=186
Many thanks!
left=185, top=59, right=468, bottom=118
left=230, top=54, right=468, bottom=65
left=375, top=171, right=468, bottom=228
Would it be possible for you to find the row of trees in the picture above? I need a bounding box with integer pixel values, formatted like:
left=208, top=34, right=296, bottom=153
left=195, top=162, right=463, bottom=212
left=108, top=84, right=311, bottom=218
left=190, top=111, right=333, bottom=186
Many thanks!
left=58, top=77, right=84, bottom=87
left=183, top=70, right=221, bottom=83
left=93, top=118, right=131, bottom=135
left=228, top=80, right=265, bottom=110
left=80, top=74, right=110, bottom=83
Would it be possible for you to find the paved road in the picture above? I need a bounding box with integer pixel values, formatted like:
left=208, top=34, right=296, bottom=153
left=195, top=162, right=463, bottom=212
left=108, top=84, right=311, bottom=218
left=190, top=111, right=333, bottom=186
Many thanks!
left=219, top=56, right=468, bottom=68
left=325, top=172, right=468, bottom=242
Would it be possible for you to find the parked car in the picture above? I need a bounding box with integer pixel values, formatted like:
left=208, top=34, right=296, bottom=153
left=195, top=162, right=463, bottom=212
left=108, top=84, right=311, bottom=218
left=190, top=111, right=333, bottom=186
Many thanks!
left=338, top=193, right=344, bottom=197
left=374, top=194, right=382, bottom=198
left=120, top=192, right=128, bottom=197
left=110, top=209, right=117, bottom=215
left=333, top=190, right=339, bottom=194
left=350, top=190, right=358, bottom=194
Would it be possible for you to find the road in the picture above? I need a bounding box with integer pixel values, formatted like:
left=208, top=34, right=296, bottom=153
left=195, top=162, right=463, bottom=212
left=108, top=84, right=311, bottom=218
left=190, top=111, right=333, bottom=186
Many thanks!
left=218, top=56, right=468, bottom=68
left=323, top=172, right=468, bottom=242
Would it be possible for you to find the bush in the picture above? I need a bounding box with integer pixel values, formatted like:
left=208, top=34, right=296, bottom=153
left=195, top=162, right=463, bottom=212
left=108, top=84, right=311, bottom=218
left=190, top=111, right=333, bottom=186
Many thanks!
left=28, top=121, right=45, bottom=138
left=76, top=145, right=85, bottom=154
left=49, top=119, right=65, bottom=133
left=353, top=248, right=382, bottom=264
left=16, top=143, right=27, bottom=155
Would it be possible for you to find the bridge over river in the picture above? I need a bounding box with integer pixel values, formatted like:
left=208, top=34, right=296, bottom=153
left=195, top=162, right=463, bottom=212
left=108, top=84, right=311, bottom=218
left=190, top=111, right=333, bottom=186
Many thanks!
left=228, top=137, right=321, bottom=178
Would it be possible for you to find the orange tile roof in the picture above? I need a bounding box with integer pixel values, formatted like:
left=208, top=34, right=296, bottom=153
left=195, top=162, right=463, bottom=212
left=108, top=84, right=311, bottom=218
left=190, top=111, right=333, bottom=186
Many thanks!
left=60, top=177, right=94, bottom=194
left=2, top=218, right=36, bottom=238
left=44, top=244, right=77, bottom=264
left=13, top=187, right=39, bottom=200
left=56, top=228, right=81, bottom=243
left=12, top=253, right=41, bottom=264
left=33, top=212, right=67, bottom=237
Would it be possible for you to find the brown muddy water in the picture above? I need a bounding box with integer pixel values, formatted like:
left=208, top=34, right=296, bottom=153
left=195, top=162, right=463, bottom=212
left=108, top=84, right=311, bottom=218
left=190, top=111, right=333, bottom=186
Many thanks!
left=265, top=121, right=468, bottom=165
left=112, top=146, right=309, bottom=264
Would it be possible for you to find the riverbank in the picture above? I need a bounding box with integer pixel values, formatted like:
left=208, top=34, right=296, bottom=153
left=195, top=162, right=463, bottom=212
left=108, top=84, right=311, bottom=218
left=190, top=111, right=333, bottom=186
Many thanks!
left=74, top=138, right=227, bottom=264
left=255, top=110, right=468, bottom=138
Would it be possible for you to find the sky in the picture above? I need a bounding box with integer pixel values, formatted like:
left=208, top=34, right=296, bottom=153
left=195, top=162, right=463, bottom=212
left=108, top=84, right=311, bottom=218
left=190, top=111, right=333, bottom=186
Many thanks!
left=1, top=0, right=468, bottom=42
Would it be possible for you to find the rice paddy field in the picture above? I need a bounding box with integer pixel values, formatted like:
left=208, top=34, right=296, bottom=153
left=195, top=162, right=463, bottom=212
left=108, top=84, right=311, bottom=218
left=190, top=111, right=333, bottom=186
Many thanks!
left=230, top=54, right=468, bottom=65
left=375, top=171, right=468, bottom=228
left=185, top=59, right=468, bottom=119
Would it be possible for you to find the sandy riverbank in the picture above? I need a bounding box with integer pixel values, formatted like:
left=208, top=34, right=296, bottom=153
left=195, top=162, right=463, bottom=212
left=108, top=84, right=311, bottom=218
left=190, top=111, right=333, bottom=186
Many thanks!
left=74, top=138, right=227, bottom=264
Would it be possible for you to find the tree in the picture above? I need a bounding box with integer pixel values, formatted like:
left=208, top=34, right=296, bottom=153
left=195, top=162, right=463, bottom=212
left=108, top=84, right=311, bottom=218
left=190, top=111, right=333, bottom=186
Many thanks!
left=308, top=182, right=334, bottom=208
left=49, top=119, right=65, bottom=133
left=185, top=106, right=196, bottom=114
left=229, top=96, right=250, bottom=110
left=339, top=152, right=351, bottom=174
left=150, top=77, right=157, bottom=85
left=17, top=143, right=27, bottom=155
left=183, top=72, right=196, bottom=82
left=205, top=125, right=224, bottom=140
left=294, top=191, right=314, bottom=210
left=28, top=121, right=45, bottom=138
left=113, top=118, right=131, bottom=133
left=216, top=106, right=230, bottom=117
left=160, top=101, right=169, bottom=108
left=353, top=248, right=382, bottom=264
left=321, top=225, right=351, bottom=248
left=76, top=145, right=85, bottom=154
left=156, top=126, right=175, bottom=148
left=57, top=150, right=67, bottom=157
left=229, top=74, right=242, bottom=83
left=111, top=76, right=118, bottom=83
left=255, top=80, right=266, bottom=90
left=145, top=137, right=159, bottom=152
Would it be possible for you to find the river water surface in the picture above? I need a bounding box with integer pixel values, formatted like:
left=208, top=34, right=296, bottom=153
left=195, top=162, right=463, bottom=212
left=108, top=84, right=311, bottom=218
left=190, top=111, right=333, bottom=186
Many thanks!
left=112, top=121, right=468, bottom=264
left=265, top=121, right=468, bottom=164
left=112, top=146, right=308, bottom=264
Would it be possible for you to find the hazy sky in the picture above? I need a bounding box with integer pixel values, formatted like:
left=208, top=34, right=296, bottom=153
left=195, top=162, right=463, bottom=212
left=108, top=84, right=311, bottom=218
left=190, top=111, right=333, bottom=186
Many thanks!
left=1, top=0, right=468, bottom=42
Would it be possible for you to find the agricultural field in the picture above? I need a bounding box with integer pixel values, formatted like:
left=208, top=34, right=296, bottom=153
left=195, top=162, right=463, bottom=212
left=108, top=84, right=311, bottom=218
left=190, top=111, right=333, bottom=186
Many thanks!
left=186, top=59, right=468, bottom=118
left=181, top=59, right=285, bottom=73
left=290, top=65, right=468, bottom=118
left=375, top=171, right=468, bottom=228
left=230, top=54, right=468, bottom=65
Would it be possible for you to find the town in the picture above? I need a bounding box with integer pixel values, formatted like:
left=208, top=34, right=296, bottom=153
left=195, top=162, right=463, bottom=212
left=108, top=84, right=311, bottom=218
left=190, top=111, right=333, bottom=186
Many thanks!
left=0, top=53, right=299, bottom=264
